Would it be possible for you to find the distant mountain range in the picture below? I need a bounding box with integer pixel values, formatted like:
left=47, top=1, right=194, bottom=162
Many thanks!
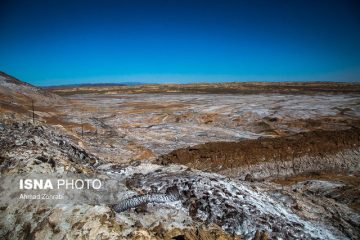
left=43, top=82, right=146, bottom=89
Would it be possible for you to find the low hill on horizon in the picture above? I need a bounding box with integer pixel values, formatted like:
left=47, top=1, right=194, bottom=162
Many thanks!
left=49, top=79, right=360, bottom=95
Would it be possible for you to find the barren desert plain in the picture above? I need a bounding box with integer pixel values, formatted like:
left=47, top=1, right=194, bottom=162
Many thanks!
left=1, top=72, right=360, bottom=239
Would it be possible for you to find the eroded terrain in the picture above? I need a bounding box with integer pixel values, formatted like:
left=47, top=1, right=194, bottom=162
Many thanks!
left=55, top=92, right=360, bottom=163
left=1, top=72, right=360, bottom=239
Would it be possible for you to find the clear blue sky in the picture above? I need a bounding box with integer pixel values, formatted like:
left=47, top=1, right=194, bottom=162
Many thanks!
left=1, top=0, right=360, bottom=86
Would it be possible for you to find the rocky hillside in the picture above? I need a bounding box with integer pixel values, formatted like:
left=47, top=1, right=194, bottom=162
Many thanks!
left=1, top=115, right=360, bottom=239
left=0, top=72, right=64, bottom=115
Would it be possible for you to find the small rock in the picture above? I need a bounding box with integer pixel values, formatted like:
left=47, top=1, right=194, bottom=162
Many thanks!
left=245, top=173, right=254, bottom=182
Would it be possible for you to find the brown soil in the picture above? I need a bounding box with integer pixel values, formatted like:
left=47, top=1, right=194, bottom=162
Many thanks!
left=0, top=101, right=29, bottom=114
left=157, top=128, right=360, bottom=172
left=149, top=224, right=243, bottom=240
left=43, top=116, right=95, bottom=132
left=126, top=141, right=155, bottom=160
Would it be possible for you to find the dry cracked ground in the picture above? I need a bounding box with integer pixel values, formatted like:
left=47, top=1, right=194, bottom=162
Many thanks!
left=1, top=71, right=360, bottom=239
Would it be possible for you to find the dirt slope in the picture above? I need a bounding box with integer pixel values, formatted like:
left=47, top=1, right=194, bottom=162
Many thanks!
left=157, top=128, right=360, bottom=174
left=0, top=72, right=64, bottom=114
